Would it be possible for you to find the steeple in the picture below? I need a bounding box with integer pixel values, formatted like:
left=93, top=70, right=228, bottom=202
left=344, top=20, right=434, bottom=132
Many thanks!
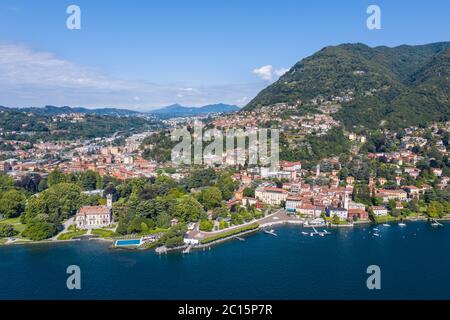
left=106, top=194, right=113, bottom=209
left=344, top=190, right=349, bottom=210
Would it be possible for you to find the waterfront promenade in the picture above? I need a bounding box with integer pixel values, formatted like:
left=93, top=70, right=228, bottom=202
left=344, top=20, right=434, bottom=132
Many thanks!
left=185, top=209, right=304, bottom=243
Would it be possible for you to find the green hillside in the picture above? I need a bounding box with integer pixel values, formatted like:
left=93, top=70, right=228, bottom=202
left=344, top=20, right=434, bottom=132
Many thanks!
left=244, top=42, right=450, bottom=129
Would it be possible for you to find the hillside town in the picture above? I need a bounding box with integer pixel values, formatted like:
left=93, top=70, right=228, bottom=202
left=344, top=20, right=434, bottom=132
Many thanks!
left=2, top=102, right=450, bottom=249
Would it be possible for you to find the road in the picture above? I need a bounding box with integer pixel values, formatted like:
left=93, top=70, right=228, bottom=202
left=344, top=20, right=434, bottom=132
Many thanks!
left=186, top=209, right=303, bottom=242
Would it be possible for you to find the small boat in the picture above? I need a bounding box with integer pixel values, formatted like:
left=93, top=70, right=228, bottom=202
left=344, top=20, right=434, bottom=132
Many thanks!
left=431, top=219, right=443, bottom=227
left=373, top=233, right=381, bottom=237
left=382, top=224, right=390, bottom=227
left=264, top=229, right=278, bottom=236
left=373, top=228, right=379, bottom=231
left=398, top=222, right=406, bottom=227
left=301, top=232, right=309, bottom=235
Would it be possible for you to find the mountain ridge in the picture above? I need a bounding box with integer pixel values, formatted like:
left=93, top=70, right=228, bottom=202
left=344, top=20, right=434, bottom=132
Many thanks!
left=0, top=103, right=240, bottom=118
left=244, top=41, right=450, bottom=129
left=149, top=103, right=240, bottom=117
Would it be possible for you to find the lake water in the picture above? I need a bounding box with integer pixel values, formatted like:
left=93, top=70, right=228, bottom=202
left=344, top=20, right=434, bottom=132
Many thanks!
left=1, top=221, right=449, bottom=300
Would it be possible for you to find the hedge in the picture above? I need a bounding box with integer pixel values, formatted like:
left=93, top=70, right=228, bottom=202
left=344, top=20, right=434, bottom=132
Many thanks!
left=200, top=223, right=259, bottom=244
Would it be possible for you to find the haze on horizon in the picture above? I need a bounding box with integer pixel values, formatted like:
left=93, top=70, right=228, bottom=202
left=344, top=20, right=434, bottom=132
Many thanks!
left=0, top=0, right=448, bottom=111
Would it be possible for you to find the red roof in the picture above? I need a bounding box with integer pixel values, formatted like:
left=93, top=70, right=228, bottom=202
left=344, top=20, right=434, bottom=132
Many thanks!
left=77, top=206, right=110, bottom=216
left=264, top=187, right=288, bottom=194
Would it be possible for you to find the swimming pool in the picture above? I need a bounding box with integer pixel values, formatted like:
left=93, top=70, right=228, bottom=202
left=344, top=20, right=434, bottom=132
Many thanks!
left=115, top=239, right=141, bottom=247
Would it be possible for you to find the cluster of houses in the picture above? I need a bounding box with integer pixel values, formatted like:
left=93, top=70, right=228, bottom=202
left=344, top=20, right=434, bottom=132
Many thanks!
left=212, top=104, right=339, bottom=136
left=0, top=131, right=159, bottom=181
left=231, top=159, right=437, bottom=222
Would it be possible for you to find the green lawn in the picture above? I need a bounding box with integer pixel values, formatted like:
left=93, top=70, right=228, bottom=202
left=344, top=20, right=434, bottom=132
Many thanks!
left=91, top=228, right=115, bottom=238
left=0, top=217, right=27, bottom=233
left=148, top=227, right=170, bottom=235
left=200, top=223, right=259, bottom=244
left=0, top=238, right=7, bottom=245
left=374, top=215, right=398, bottom=223
left=57, top=230, right=87, bottom=240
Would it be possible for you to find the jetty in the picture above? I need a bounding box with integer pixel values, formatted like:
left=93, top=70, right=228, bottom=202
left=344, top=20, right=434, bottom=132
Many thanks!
left=182, top=244, right=193, bottom=254
left=155, top=246, right=168, bottom=254
left=431, top=219, right=443, bottom=227
left=308, top=226, right=330, bottom=237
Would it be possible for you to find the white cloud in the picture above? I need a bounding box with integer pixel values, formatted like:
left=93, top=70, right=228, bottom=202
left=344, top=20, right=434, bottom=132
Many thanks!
left=178, top=87, right=198, bottom=92
left=274, top=68, right=289, bottom=77
left=253, top=65, right=273, bottom=81
left=252, top=65, right=288, bottom=82
left=236, top=96, right=250, bottom=104
left=0, top=42, right=264, bottom=110
left=0, top=43, right=127, bottom=90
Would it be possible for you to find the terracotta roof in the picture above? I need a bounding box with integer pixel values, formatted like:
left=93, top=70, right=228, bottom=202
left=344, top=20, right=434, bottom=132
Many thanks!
left=348, top=208, right=366, bottom=214
left=263, top=187, right=288, bottom=194
left=77, top=206, right=110, bottom=216
left=298, top=204, right=317, bottom=210
left=286, top=196, right=302, bottom=201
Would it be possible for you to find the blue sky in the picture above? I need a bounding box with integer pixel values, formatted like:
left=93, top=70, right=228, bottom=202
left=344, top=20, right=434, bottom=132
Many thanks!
left=0, top=0, right=448, bottom=110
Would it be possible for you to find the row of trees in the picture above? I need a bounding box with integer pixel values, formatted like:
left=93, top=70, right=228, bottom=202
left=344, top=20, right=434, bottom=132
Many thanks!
left=0, top=168, right=242, bottom=242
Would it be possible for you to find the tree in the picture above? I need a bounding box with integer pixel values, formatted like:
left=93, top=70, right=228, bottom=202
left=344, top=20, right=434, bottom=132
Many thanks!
left=25, top=183, right=84, bottom=223
left=353, top=183, right=372, bottom=205
left=407, top=198, right=419, bottom=212
left=231, top=213, right=244, bottom=225
left=79, top=170, right=100, bottom=191
left=135, top=200, right=153, bottom=218
left=165, top=236, right=184, bottom=248
left=199, top=220, right=214, bottom=232
left=219, top=220, right=229, bottom=230
left=199, top=187, right=223, bottom=210
left=0, top=190, right=26, bottom=218
left=243, top=187, right=255, bottom=198
left=387, top=199, right=397, bottom=211
left=216, top=173, right=239, bottom=200
left=15, top=174, right=41, bottom=193
left=38, top=178, right=48, bottom=192
left=173, top=196, right=205, bottom=222
left=160, top=224, right=187, bottom=247
left=22, top=221, right=58, bottom=241
left=240, top=210, right=253, bottom=222
left=428, top=201, right=443, bottom=218
left=0, top=223, right=17, bottom=237
left=156, top=212, right=171, bottom=228
left=332, top=214, right=340, bottom=225
left=0, top=174, right=14, bottom=190
left=47, top=169, right=66, bottom=186
left=212, top=207, right=230, bottom=220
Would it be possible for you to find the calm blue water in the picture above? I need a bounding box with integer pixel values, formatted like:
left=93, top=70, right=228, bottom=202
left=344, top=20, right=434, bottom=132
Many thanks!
left=1, top=222, right=449, bottom=300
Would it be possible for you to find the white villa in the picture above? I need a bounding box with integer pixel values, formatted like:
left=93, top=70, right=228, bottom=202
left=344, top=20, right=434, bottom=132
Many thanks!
left=372, top=206, right=389, bottom=216
left=255, top=187, right=288, bottom=206
left=75, top=194, right=113, bottom=229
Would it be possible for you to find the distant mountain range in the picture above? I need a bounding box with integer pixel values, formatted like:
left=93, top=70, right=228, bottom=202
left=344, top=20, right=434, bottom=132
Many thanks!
left=9, top=103, right=240, bottom=118
left=149, top=103, right=240, bottom=117
left=19, top=105, right=143, bottom=117
left=244, top=41, right=450, bottom=129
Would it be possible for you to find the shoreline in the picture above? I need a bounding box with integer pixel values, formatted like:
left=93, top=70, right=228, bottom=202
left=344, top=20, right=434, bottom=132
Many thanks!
left=1, top=235, right=115, bottom=247
left=1, top=216, right=449, bottom=250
